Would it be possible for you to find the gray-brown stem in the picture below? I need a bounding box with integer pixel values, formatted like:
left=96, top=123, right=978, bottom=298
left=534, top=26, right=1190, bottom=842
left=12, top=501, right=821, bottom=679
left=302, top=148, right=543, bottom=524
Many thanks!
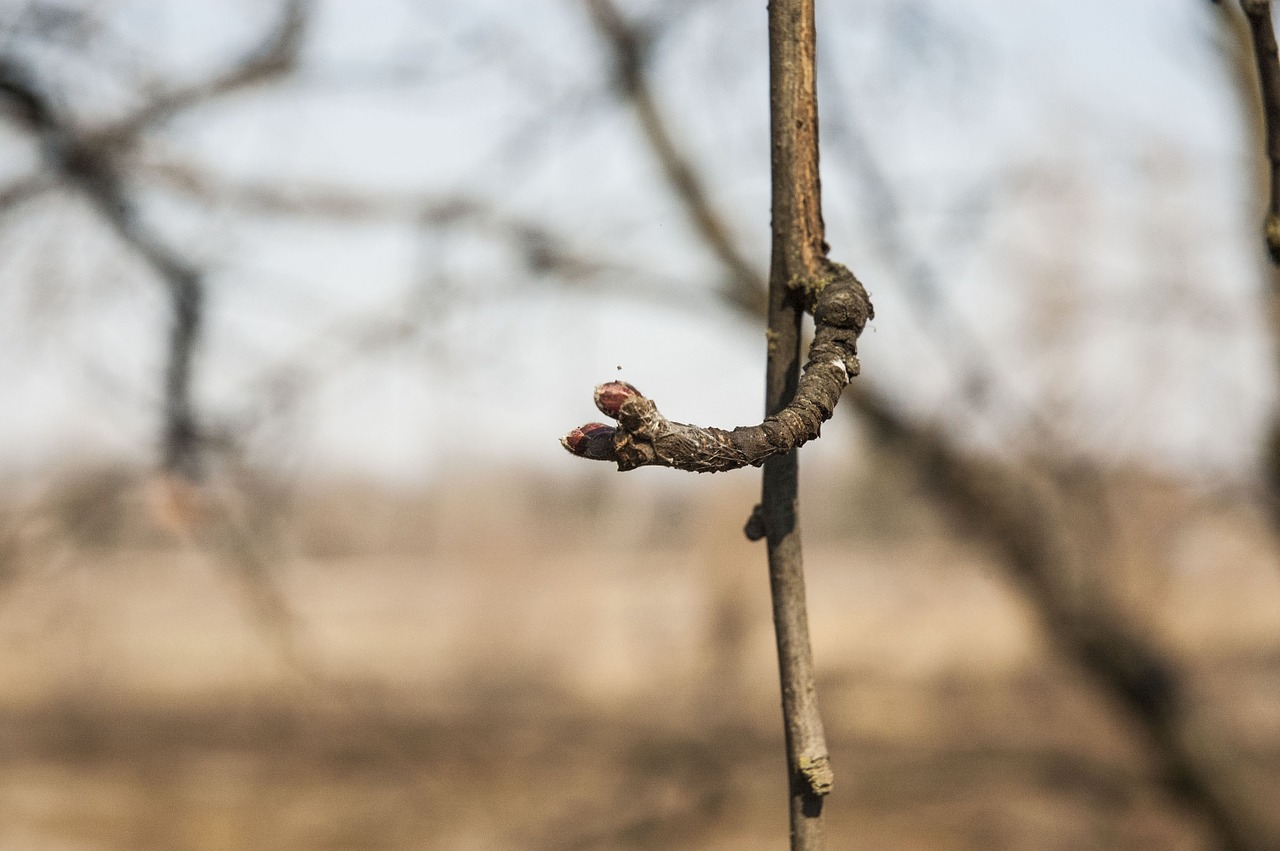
left=765, top=2, right=833, bottom=846
left=561, top=270, right=869, bottom=473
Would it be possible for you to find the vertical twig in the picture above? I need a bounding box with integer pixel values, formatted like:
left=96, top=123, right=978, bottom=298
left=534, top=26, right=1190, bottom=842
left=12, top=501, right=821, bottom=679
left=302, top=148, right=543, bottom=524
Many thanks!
left=567, top=2, right=859, bottom=845
left=855, top=399, right=1276, bottom=851
left=764, top=1, right=832, bottom=847
left=1240, top=0, right=1280, bottom=262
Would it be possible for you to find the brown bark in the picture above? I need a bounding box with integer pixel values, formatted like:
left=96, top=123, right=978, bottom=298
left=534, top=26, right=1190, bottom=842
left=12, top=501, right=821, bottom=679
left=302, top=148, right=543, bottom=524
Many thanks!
left=568, top=1, right=858, bottom=846
left=562, top=274, right=868, bottom=473
left=764, top=4, right=836, bottom=846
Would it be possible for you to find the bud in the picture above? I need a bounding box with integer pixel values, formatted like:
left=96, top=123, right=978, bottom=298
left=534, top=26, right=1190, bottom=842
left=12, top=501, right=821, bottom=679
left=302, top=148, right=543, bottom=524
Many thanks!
left=561, top=422, right=616, bottom=460
left=593, top=381, right=641, bottom=418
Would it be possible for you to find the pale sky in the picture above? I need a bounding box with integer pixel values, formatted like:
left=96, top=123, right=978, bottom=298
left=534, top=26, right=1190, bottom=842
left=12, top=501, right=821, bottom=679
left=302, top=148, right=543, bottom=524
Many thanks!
left=0, top=0, right=1270, bottom=484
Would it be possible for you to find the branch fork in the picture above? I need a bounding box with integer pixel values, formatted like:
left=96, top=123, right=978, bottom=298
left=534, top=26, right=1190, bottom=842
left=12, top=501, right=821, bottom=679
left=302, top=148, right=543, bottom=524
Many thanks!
left=562, top=262, right=871, bottom=473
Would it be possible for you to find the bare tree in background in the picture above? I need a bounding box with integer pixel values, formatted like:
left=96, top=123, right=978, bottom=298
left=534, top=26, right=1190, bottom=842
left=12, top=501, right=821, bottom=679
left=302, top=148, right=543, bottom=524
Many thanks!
left=0, top=0, right=307, bottom=487
left=0, top=1, right=312, bottom=667
left=1216, top=0, right=1280, bottom=539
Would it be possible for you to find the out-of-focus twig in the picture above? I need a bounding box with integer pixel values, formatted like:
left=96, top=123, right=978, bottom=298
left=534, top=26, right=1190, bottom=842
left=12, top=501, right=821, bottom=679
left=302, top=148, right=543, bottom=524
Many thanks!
left=0, top=175, right=51, bottom=215
left=143, top=160, right=612, bottom=282
left=579, top=3, right=1274, bottom=847
left=101, top=0, right=310, bottom=143
left=1239, top=0, right=1280, bottom=263
left=0, top=0, right=313, bottom=480
left=1216, top=0, right=1280, bottom=531
left=0, top=56, right=205, bottom=479
left=0, top=2, right=317, bottom=672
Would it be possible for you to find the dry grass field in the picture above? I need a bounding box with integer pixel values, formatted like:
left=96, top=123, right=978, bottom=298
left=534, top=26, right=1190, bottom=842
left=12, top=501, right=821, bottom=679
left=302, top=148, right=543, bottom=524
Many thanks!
left=0, top=463, right=1277, bottom=849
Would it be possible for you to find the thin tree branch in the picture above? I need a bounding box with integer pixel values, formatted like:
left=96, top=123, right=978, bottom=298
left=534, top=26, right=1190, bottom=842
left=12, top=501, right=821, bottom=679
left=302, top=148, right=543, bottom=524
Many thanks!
left=584, top=0, right=766, bottom=318
left=1, top=0, right=311, bottom=479
left=565, top=0, right=871, bottom=474
left=141, top=160, right=618, bottom=282
left=1219, top=0, right=1280, bottom=530
left=0, top=175, right=51, bottom=214
left=562, top=270, right=868, bottom=473
left=0, top=56, right=205, bottom=479
left=1240, top=0, right=1280, bottom=263
left=568, top=2, right=861, bottom=847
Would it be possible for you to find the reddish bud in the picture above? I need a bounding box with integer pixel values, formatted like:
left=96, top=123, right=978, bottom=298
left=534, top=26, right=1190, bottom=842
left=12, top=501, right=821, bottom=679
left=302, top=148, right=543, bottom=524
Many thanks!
left=561, top=422, right=616, bottom=460
left=593, top=381, right=641, bottom=418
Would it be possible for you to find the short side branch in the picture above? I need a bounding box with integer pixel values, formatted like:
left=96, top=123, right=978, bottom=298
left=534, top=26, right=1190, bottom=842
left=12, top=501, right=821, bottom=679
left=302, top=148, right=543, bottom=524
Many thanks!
left=562, top=264, right=871, bottom=472
left=1241, top=0, right=1280, bottom=262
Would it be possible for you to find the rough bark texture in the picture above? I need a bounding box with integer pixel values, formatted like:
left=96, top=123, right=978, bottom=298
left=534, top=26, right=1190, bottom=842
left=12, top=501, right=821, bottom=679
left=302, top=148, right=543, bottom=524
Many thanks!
left=567, top=1, right=855, bottom=847
left=1241, top=0, right=1280, bottom=262
left=764, top=7, right=834, bottom=847
left=562, top=271, right=868, bottom=473
left=566, top=3, right=870, bottom=477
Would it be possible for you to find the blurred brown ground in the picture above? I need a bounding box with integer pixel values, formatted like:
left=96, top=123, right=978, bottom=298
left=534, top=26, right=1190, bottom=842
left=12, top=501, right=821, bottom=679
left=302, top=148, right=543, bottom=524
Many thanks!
left=0, top=463, right=1277, bottom=850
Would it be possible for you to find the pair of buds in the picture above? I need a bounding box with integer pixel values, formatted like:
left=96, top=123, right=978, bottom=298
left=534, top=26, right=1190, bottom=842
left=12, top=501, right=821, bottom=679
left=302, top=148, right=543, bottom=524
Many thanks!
left=561, top=381, right=641, bottom=459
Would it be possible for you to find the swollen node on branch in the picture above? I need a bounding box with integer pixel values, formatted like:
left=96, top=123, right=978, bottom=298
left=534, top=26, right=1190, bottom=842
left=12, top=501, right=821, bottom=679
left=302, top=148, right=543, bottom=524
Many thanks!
left=561, top=263, right=872, bottom=473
